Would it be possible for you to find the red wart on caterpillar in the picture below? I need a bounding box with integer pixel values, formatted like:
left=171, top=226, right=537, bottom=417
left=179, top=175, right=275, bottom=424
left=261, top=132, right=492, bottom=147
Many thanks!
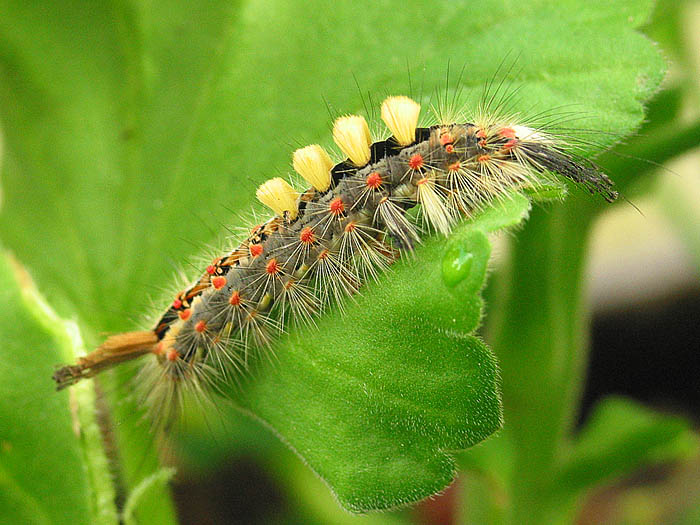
left=53, top=95, right=616, bottom=417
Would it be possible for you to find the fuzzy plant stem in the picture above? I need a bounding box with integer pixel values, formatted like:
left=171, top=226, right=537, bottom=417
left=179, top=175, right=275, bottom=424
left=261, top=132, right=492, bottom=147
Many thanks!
left=486, top=199, right=598, bottom=523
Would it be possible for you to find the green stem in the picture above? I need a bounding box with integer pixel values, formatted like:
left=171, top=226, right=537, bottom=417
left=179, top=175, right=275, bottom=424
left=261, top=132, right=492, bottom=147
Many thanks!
left=17, top=267, right=120, bottom=524
left=486, top=200, right=597, bottom=523
left=461, top=115, right=700, bottom=525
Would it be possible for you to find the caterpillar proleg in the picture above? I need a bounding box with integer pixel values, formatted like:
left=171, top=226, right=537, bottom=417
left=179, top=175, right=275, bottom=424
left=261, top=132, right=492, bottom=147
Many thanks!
left=52, top=94, right=617, bottom=422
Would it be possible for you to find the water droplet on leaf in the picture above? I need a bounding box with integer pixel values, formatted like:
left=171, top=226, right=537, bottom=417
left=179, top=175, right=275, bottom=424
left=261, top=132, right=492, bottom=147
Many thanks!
left=441, top=243, right=475, bottom=288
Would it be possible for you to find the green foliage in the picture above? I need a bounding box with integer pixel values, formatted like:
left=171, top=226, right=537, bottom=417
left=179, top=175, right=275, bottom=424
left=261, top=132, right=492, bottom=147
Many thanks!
left=0, top=0, right=697, bottom=522
left=0, top=250, right=116, bottom=524
left=0, top=0, right=665, bottom=327
left=556, top=397, right=699, bottom=496
left=235, top=195, right=530, bottom=511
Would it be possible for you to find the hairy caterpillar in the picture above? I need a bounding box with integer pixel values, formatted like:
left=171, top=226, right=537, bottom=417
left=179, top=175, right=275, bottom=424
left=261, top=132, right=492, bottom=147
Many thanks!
left=52, top=95, right=617, bottom=422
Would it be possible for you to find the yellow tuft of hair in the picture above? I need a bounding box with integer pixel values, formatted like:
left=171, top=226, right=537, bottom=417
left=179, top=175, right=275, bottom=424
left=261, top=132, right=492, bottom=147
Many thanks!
left=256, top=178, right=299, bottom=220
left=381, top=96, right=421, bottom=146
left=332, top=115, right=372, bottom=166
left=292, top=144, right=334, bottom=192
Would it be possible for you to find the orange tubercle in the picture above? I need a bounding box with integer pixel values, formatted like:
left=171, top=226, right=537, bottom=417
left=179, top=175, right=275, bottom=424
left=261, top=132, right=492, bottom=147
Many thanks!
left=229, top=290, right=241, bottom=306
left=499, top=127, right=516, bottom=139
left=179, top=309, right=191, bottom=321
left=366, top=172, right=383, bottom=189
left=166, top=349, right=178, bottom=362
left=503, top=139, right=518, bottom=151
left=249, top=243, right=263, bottom=257
left=329, top=197, right=345, bottom=216
left=408, top=154, right=424, bottom=170
left=299, top=227, right=315, bottom=244
left=212, top=276, right=227, bottom=290
left=195, top=320, right=207, bottom=333
left=266, top=258, right=279, bottom=274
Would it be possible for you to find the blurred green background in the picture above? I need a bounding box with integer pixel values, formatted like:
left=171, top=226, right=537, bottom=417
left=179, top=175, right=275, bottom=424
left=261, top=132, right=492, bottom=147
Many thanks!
left=1, top=0, right=699, bottom=524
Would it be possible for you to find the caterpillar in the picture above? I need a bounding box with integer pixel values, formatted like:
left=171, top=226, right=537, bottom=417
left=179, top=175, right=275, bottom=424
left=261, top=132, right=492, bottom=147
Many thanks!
left=52, top=95, right=617, bottom=422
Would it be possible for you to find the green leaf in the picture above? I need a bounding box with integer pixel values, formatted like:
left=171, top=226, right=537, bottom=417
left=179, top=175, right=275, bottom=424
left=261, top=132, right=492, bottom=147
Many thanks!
left=0, top=250, right=116, bottom=525
left=235, top=198, right=531, bottom=511
left=0, top=0, right=665, bottom=515
left=554, top=396, right=699, bottom=498
left=523, top=182, right=567, bottom=203
left=0, top=0, right=665, bottom=327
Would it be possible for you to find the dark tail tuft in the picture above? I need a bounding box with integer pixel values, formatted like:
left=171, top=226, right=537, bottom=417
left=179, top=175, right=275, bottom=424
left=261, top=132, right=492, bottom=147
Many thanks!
left=521, top=143, right=618, bottom=203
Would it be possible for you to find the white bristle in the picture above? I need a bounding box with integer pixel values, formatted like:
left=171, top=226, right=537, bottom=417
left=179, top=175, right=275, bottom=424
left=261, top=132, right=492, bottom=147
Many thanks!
left=256, top=177, right=299, bottom=220
left=416, top=175, right=453, bottom=236
left=292, top=144, right=333, bottom=191
left=512, top=125, right=549, bottom=143
left=381, top=96, right=421, bottom=146
left=332, top=115, right=372, bottom=166
left=375, top=197, right=420, bottom=249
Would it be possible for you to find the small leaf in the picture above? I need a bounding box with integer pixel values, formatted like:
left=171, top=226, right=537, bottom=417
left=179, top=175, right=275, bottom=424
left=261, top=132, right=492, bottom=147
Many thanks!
left=523, top=182, right=568, bottom=203
left=466, top=194, right=532, bottom=234
left=554, top=397, right=699, bottom=496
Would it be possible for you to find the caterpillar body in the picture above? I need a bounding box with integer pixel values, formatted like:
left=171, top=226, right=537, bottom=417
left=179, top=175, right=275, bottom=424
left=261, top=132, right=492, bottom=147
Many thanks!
left=52, top=95, right=617, bottom=420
